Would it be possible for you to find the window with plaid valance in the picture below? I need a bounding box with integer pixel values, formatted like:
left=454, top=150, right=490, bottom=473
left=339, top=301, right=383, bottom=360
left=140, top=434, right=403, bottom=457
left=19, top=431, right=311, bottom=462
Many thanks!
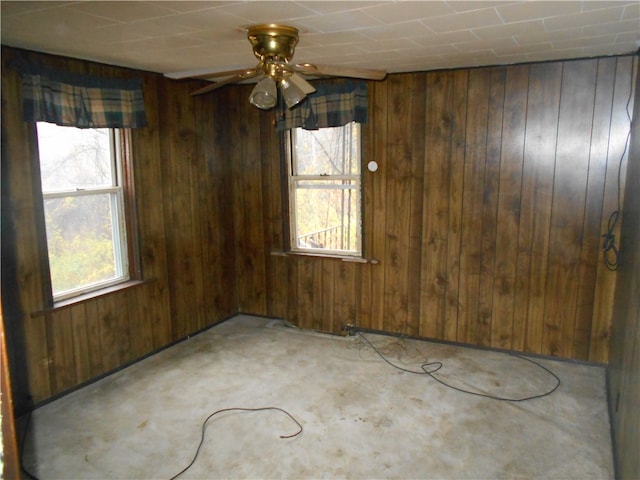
left=276, top=79, right=368, bottom=131
left=21, top=66, right=147, bottom=128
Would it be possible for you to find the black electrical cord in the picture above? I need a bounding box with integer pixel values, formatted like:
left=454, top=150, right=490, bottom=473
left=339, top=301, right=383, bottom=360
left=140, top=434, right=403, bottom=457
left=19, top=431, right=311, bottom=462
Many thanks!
left=20, top=405, right=302, bottom=480
left=169, top=406, right=303, bottom=480
left=602, top=62, right=635, bottom=271
left=356, top=330, right=560, bottom=402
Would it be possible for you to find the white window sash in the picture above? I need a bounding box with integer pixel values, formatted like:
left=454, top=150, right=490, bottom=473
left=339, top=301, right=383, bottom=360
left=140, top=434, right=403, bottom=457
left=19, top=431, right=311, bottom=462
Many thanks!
left=287, top=125, right=363, bottom=257
left=42, top=186, right=121, bottom=199
left=38, top=127, right=130, bottom=302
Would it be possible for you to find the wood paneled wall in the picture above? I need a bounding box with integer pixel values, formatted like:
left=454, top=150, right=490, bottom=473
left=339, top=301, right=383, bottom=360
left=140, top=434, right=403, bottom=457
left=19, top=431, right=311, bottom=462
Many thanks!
left=1, top=47, right=237, bottom=410
left=1, top=45, right=636, bottom=412
left=231, top=56, right=636, bottom=364
left=608, top=57, right=640, bottom=480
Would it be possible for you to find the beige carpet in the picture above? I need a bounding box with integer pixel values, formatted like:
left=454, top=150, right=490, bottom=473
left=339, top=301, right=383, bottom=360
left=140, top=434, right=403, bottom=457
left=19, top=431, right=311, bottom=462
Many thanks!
left=20, top=315, right=613, bottom=479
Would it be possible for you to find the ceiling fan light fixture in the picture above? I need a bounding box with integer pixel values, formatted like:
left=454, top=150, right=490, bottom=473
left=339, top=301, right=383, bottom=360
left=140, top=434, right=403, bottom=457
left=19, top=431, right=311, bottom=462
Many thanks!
left=280, top=76, right=307, bottom=109
left=184, top=24, right=386, bottom=100
left=288, top=72, right=316, bottom=94
left=248, top=24, right=299, bottom=62
left=249, top=77, right=277, bottom=109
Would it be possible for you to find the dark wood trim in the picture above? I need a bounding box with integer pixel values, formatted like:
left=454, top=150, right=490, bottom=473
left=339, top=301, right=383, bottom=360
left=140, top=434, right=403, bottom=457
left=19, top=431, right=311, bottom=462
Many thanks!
left=120, top=128, right=143, bottom=280
left=31, top=279, right=153, bottom=317
left=30, top=122, right=55, bottom=309
left=1, top=302, right=20, bottom=480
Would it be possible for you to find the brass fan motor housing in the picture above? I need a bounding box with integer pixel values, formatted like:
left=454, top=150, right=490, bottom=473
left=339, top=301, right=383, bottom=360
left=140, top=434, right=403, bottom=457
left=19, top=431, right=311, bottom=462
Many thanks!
left=183, top=24, right=386, bottom=97
left=248, top=24, right=299, bottom=62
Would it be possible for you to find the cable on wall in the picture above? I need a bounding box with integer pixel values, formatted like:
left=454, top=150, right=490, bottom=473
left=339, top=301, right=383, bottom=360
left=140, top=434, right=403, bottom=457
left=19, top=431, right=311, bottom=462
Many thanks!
left=355, top=329, right=561, bottom=402
left=602, top=60, right=636, bottom=271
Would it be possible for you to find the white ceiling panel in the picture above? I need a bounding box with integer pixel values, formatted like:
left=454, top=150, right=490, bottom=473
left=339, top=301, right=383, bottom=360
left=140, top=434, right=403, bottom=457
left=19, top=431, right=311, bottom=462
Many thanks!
left=1, top=0, right=638, bottom=77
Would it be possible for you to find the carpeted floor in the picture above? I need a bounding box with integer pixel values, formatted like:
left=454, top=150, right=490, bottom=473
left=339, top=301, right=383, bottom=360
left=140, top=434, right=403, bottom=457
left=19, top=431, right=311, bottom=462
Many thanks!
left=20, top=314, right=614, bottom=479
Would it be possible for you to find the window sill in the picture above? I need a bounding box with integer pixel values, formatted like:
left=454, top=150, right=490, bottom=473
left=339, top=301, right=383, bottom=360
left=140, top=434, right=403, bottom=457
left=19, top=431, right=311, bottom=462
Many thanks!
left=31, top=279, right=153, bottom=317
left=270, top=250, right=379, bottom=264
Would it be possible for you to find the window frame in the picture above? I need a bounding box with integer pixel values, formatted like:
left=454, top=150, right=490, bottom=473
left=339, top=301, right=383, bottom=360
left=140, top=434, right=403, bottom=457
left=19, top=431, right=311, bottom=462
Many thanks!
left=284, top=123, right=364, bottom=259
left=35, top=124, right=139, bottom=304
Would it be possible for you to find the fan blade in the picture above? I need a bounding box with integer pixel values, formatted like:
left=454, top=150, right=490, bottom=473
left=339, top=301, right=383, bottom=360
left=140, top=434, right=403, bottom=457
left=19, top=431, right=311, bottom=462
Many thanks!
left=295, top=63, right=387, bottom=81
left=190, top=69, right=260, bottom=96
left=165, top=67, right=254, bottom=80
left=186, top=68, right=258, bottom=81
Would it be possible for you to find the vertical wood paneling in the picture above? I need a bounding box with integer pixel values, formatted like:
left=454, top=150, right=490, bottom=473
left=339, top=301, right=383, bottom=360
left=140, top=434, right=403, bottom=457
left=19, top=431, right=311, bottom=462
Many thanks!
left=362, top=80, right=388, bottom=332
left=2, top=46, right=236, bottom=408
left=211, top=90, right=238, bottom=319
left=231, top=87, right=268, bottom=314
left=131, top=73, right=173, bottom=349
left=246, top=56, right=633, bottom=364
left=420, top=71, right=454, bottom=339
left=459, top=68, right=491, bottom=344
left=297, top=258, right=315, bottom=329
left=22, top=317, right=51, bottom=403
left=306, top=260, right=320, bottom=331
left=268, top=255, right=288, bottom=320
left=608, top=55, right=639, bottom=480
left=2, top=45, right=634, bottom=411
left=444, top=70, right=469, bottom=343
left=260, top=106, right=286, bottom=319
left=46, top=310, right=76, bottom=393
left=127, top=287, right=152, bottom=359
left=407, top=73, right=426, bottom=337
left=319, top=261, right=335, bottom=332
left=1, top=49, right=52, bottom=405
left=186, top=82, right=209, bottom=330
left=334, top=262, right=357, bottom=330
left=591, top=56, right=635, bottom=363
left=517, top=62, right=562, bottom=354
left=160, top=80, right=202, bottom=339
left=285, top=258, right=299, bottom=325
left=382, top=74, right=415, bottom=334
left=491, top=64, right=529, bottom=350
left=543, top=60, right=598, bottom=357
left=69, top=303, right=91, bottom=384
left=476, top=67, right=506, bottom=348
left=573, top=59, right=616, bottom=359
left=97, top=295, right=123, bottom=372
left=359, top=86, right=374, bottom=330
left=83, top=301, right=102, bottom=378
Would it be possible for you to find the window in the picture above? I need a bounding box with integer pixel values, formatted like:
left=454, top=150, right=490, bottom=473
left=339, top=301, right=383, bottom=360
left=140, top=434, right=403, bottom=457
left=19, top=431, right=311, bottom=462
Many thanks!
left=36, top=122, right=131, bottom=301
left=287, top=122, right=362, bottom=257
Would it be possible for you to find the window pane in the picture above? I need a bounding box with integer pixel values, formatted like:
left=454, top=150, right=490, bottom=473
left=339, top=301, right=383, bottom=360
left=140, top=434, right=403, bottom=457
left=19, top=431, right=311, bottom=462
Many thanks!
left=37, top=123, right=113, bottom=191
left=44, top=193, right=124, bottom=297
left=293, top=123, right=359, bottom=175
left=294, top=179, right=359, bottom=253
left=36, top=123, right=130, bottom=300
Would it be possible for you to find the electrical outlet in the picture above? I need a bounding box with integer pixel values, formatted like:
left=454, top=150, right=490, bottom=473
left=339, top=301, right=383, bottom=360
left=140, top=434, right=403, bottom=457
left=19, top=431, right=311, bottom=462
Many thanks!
left=342, top=324, right=357, bottom=336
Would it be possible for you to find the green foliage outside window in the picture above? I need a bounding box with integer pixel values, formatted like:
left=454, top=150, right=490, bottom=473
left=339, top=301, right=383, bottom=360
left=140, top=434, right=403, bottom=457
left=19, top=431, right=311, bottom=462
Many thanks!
left=290, top=123, right=361, bottom=255
left=37, top=123, right=128, bottom=299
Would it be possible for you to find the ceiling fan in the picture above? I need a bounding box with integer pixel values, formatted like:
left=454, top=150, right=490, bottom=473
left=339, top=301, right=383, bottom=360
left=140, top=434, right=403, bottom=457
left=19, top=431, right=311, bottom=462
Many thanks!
left=166, top=24, right=387, bottom=109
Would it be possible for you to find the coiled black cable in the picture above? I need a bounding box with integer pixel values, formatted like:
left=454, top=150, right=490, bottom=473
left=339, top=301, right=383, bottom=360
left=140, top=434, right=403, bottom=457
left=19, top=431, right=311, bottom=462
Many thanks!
left=356, top=330, right=560, bottom=402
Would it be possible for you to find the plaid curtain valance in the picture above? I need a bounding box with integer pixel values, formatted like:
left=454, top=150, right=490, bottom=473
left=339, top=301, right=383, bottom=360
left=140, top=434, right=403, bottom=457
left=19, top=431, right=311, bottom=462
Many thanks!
left=276, top=79, right=368, bottom=131
left=21, top=67, right=147, bottom=128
